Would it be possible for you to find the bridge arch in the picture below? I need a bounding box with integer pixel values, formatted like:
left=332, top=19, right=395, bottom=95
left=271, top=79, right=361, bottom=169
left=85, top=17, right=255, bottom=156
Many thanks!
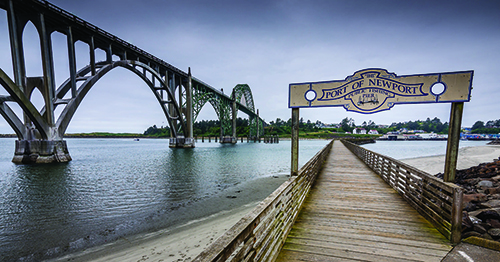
left=231, top=84, right=255, bottom=114
left=189, top=83, right=261, bottom=138
left=52, top=60, right=187, bottom=139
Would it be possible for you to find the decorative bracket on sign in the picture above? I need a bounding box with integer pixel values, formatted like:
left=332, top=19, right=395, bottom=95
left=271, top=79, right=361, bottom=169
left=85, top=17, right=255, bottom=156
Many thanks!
left=289, top=68, right=473, bottom=114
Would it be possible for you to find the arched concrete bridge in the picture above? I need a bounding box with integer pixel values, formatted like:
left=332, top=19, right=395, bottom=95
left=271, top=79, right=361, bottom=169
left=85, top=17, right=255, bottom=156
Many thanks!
left=0, top=0, right=264, bottom=163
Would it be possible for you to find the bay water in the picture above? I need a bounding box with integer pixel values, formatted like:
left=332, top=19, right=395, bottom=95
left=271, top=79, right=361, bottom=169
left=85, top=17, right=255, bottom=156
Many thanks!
left=0, top=138, right=328, bottom=261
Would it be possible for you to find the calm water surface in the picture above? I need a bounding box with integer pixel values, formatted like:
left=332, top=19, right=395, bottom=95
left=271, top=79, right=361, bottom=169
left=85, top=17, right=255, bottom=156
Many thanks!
left=0, top=138, right=328, bottom=261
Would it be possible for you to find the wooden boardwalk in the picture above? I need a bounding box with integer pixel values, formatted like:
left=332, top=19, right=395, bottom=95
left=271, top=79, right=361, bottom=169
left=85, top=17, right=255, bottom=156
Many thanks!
left=276, top=141, right=453, bottom=262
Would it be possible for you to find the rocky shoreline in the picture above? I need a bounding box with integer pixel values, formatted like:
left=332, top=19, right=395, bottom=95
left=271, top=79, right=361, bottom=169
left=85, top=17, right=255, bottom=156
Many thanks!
left=437, top=158, right=500, bottom=242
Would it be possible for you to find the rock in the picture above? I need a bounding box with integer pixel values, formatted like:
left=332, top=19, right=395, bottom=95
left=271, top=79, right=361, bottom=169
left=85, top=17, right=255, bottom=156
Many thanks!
left=477, top=209, right=500, bottom=221
left=462, top=178, right=481, bottom=185
left=469, top=215, right=482, bottom=224
left=492, top=175, right=500, bottom=181
left=463, top=193, right=488, bottom=205
left=488, top=228, right=500, bottom=238
left=478, top=180, right=494, bottom=188
left=469, top=210, right=483, bottom=218
left=474, top=224, right=488, bottom=234
left=464, top=202, right=477, bottom=212
left=480, top=200, right=500, bottom=209
left=462, top=231, right=483, bottom=238
left=485, top=188, right=500, bottom=194
left=488, top=219, right=500, bottom=228
left=491, top=194, right=500, bottom=200
left=482, top=233, right=494, bottom=240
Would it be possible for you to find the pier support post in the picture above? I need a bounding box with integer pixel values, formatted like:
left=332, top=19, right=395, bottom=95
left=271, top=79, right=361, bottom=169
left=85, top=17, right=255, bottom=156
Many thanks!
left=291, top=108, right=299, bottom=176
left=12, top=139, right=71, bottom=164
left=231, top=92, right=237, bottom=143
left=444, top=102, right=464, bottom=182
left=169, top=137, right=195, bottom=148
left=186, top=68, right=195, bottom=145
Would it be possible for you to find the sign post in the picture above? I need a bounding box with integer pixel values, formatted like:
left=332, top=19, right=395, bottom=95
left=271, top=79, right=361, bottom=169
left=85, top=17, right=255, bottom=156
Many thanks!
left=289, top=68, right=473, bottom=183
left=291, top=108, right=299, bottom=176
left=444, top=102, right=464, bottom=182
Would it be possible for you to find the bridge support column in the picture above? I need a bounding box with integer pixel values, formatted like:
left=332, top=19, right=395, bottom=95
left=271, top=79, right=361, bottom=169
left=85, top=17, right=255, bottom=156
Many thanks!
left=169, top=137, right=195, bottom=148
left=220, top=136, right=237, bottom=144
left=186, top=68, right=194, bottom=144
left=12, top=139, right=71, bottom=164
left=231, top=92, right=237, bottom=143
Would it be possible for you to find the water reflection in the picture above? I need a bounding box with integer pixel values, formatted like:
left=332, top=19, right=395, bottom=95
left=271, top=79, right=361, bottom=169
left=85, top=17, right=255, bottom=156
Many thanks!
left=3, top=163, right=74, bottom=260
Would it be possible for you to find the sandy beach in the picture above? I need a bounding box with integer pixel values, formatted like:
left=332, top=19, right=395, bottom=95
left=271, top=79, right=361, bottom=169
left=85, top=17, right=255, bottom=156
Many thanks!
left=51, top=203, right=257, bottom=262
left=50, top=144, right=500, bottom=262
left=402, top=144, right=500, bottom=175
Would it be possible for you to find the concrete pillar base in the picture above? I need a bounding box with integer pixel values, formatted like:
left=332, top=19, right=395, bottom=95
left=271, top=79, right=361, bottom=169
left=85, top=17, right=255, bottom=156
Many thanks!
left=169, top=137, right=195, bottom=148
left=12, top=140, right=72, bottom=164
left=220, top=136, right=237, bottom=144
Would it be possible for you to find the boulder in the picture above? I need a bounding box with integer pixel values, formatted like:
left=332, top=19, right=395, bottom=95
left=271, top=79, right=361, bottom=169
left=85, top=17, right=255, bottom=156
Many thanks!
left=477, top=209, right=500, bottom=221
left=474, top=224, right=488, bottom=234
left=480, top=200, right=500, bottom=209
left=478, top=180, right=494, bottom=188
left=488, top=228, right=500, bottom=238
left=463, top=193, right=488, bottom=205
left=487, top=219, right=500, bottom=228
left=462, top=231, right=483, bottom=239
left=485, top=188, right=500, bottom=194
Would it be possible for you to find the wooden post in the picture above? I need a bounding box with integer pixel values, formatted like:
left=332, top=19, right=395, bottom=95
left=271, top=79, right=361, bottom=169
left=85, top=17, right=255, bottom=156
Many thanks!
left=291, top=108, right=299, bottom=176
left=444, top=102, right=464, bottom=182
left=451, top=187, right=464, bottom=244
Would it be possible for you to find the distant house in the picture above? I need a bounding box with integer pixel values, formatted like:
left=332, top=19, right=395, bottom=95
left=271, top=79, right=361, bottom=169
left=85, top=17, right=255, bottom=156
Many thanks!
left=353, top=128, right=367, bottom=134
left=368, top=130, right=379, bottom=135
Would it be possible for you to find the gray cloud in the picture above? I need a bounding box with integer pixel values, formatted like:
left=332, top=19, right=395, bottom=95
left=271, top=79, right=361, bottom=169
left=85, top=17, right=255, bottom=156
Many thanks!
left=0, top=0, right=499, bottom=133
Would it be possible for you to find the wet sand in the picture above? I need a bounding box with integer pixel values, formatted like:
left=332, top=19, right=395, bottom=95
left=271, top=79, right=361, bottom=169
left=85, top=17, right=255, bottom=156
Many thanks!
left=50, top=175, right=289, bottom=262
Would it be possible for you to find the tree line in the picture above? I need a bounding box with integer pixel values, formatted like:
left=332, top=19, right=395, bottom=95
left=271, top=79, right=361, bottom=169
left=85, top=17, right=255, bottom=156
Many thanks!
left=471, top=119, right=500, bottom=134
left=143, top=118, right=252, bottom=137
left=143, top=117, right=500, bottom=137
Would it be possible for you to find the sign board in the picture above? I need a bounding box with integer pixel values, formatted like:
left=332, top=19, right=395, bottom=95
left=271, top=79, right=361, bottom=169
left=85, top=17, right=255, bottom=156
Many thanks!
left=289, top=68, right=473, bottom=114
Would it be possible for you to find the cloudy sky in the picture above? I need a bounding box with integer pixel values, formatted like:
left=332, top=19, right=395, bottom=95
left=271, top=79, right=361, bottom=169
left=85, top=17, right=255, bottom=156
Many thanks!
left=0, top=0, right=499, bottom=134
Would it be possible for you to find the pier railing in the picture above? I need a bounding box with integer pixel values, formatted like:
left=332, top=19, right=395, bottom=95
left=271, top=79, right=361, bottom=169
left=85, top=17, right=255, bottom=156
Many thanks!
left=341, top=140, right=463, bottom=244
left=193, top=140, right=333, bottom=262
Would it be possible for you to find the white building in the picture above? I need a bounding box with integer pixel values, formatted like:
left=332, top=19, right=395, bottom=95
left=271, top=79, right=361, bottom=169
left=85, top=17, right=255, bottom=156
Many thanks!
left=353, top=128, right=367, bottom=134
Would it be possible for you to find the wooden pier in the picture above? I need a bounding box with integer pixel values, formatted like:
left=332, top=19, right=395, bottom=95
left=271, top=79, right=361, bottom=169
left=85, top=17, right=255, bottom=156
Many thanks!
left=276, top=141, right=453, bottom=262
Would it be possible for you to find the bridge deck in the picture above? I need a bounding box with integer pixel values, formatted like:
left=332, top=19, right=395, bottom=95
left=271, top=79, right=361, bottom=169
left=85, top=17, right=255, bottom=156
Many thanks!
left=276, top=141, right=452, bottom=262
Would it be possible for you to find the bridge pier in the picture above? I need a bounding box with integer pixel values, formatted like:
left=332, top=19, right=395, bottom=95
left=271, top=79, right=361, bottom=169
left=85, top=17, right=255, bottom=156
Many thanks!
left=169, top=137, right=195, bottom=148
left=12, top=140, right=72, bottom=164
left=220, top=136, right=237, bottom=144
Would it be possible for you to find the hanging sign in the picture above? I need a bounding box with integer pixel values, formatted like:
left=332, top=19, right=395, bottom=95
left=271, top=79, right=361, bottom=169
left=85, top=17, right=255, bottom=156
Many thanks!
left=288, top=68, right=473, bottom=114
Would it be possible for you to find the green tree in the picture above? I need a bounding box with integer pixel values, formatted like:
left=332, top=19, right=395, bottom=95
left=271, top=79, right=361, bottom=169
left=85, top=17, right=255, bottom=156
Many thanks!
left=472, top=121, right=485, bottom=130
left=340, top=117, right=355, bottom=133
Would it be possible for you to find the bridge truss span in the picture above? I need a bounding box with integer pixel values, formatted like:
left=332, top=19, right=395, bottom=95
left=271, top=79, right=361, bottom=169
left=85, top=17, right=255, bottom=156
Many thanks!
left=0, top=0, right=264, bottom=163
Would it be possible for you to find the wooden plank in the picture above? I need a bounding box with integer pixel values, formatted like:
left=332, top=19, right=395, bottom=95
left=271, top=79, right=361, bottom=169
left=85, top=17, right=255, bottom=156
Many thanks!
left=286, top=228, right=451, bottom=251
left=276, top=141, right=452, bottom=262
left=284, top=237, right=448, bottom=261
left=280, top=244, right=425, bottom=262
